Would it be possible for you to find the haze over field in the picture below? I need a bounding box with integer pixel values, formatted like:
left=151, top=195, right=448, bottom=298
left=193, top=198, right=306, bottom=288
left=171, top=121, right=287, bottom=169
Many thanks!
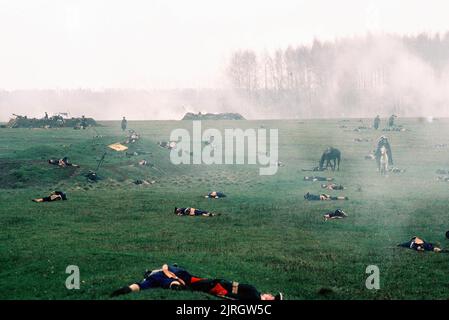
left=1, top=0, right=449, bottom=120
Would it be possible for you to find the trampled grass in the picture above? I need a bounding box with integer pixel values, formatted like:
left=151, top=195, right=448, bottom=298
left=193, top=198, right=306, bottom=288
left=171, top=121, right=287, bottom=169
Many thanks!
left=0, top=119, right=448, bottom=300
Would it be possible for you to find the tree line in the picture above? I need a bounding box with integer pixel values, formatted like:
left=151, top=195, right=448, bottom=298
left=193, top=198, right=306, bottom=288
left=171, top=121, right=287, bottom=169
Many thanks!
left=226, top=33, right=449, bottom=118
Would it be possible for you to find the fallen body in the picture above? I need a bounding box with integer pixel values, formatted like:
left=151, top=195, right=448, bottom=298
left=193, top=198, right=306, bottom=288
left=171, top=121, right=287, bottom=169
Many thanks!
left=158, top=141, right=177, bottom=150
left=304, top=176, right=334, bottom=182
left=321, top=183, right=344, bottom=190
left=301, top=166, right=326, bottom=172
left=48, top=157, right=79, bottom=168
left=388, top=167, right=406, bottom=173
left=398, top=236, right=442, bottom=252
left=354, top=138, right=371, bottom=142
left=324, top=209, right=347, bottom=221
left=32, top=191, right=67, bottom=202
left=205, top=191, right=226, bottom=199
left=111, top=264, right=282, bottom=300
left=174, top=207, right=217, bottom=217
left=304, top=192, right=348, bottom=201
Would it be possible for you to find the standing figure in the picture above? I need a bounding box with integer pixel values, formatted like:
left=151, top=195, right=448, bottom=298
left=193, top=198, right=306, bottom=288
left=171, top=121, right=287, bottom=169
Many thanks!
left=373, top=115, right=380, bottom=130
left=80, top=115, right=87, bottom=129
left=121, top=116, right=127, bottom=131
left=388, top=114, right=396, bottom=127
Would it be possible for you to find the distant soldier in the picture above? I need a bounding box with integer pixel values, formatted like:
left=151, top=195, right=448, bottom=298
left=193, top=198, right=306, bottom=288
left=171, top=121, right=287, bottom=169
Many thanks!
left=121, top=116, right=127, bottom=131
left=373, top=115, right=380, bottom=130
left=80, top=115, right=87, bottom=129
left=388, top=114, right=396, bottom=127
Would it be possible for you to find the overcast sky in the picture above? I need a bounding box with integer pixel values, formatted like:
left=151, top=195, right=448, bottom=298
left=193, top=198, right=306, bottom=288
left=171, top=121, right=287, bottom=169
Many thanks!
left=1, top=0, right=449, bottom=90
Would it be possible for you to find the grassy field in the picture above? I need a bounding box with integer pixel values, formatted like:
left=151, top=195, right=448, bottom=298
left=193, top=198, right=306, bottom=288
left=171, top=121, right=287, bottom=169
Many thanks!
left=1, top=119, right=449, bottom=300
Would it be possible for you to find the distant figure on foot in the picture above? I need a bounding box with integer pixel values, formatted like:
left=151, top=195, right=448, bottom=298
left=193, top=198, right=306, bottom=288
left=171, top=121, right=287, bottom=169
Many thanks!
left=121, top=116, right=127, bottom=131
left=373, top=115, right=380, bottom=130
left=388, top=114, right=396, bottom=127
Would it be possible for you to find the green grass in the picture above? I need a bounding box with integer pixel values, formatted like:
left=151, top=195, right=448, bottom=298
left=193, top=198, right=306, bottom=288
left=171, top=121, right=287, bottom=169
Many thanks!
left=1, top=119, right=449, bottom=300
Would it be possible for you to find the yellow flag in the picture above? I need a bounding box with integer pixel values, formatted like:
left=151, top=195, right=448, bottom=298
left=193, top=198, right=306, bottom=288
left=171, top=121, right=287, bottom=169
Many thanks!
left=108, top=143, right=128, bottom=152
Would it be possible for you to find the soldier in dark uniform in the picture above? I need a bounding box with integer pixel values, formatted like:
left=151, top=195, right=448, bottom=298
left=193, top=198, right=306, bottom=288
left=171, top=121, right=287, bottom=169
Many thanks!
left=304, top=192, right=348, bottom=201
left=174, top=207, right=217, bottom=217
left=111, top=264, right=193, bottom=297
left=189, top=278, right=283, bottom=300
left=32, top=191, right=68, bottom=202
left=111, top=263, right=283, bottom=300
left=121, top=116, right=127, bottom=131
left=373, top=115, right=380, bottom=130
left=398, top=236, right=442, bottom=252
left=80, top=115, right=87, bottom=129
left=388, top=114, right=396, bottom=127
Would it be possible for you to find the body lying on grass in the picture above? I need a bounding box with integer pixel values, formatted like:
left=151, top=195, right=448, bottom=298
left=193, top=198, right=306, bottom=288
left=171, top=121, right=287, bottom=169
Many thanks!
left=398, top=236, right=442, bottom=252
left=324, top=209, right=347, bottom=221
left=388, top=167, right=406, bottom=173
left=301, top=166, right=326, bottom=172
left=111, top=264, right=282, bottom=300
left=205, top=191, right=226, bottom=199
left=48, top=157, right=79, bottom=168
left=321, top=183, right=344, bottom=190
left=32, top=191, right=67, bottom=202
left=304, top=176, right=334, bottom=182
left=174, top=207, right=218, bottom=217
left=304, top=192, right=348, bottom=201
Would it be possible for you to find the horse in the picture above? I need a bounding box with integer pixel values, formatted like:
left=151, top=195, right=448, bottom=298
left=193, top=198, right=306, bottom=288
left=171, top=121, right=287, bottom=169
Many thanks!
left=319, top=147, right=341, bottom=171
left=379, top=146, right=388, bottom=175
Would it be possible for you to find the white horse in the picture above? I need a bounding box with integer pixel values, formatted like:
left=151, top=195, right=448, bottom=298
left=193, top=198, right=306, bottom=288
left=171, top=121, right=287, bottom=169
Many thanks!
left=379, top=146, right=389, bottom=176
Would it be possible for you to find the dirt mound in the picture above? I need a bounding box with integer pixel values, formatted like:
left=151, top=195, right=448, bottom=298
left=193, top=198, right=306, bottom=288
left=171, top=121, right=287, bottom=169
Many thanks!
left=4, top=115, right=98, bottom=128
left=181, top=112, right=245, bottom=120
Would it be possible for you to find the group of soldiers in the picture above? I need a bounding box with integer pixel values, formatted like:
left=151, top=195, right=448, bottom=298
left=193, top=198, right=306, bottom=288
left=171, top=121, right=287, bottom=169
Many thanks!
left=373, top=114, right=397, bottom=130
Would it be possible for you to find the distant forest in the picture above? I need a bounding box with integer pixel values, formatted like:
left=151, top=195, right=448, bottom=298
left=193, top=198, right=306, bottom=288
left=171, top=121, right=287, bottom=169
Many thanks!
left=2, top=33, right=449, bottom=121
left=226, top=33, right=449, bottom=118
